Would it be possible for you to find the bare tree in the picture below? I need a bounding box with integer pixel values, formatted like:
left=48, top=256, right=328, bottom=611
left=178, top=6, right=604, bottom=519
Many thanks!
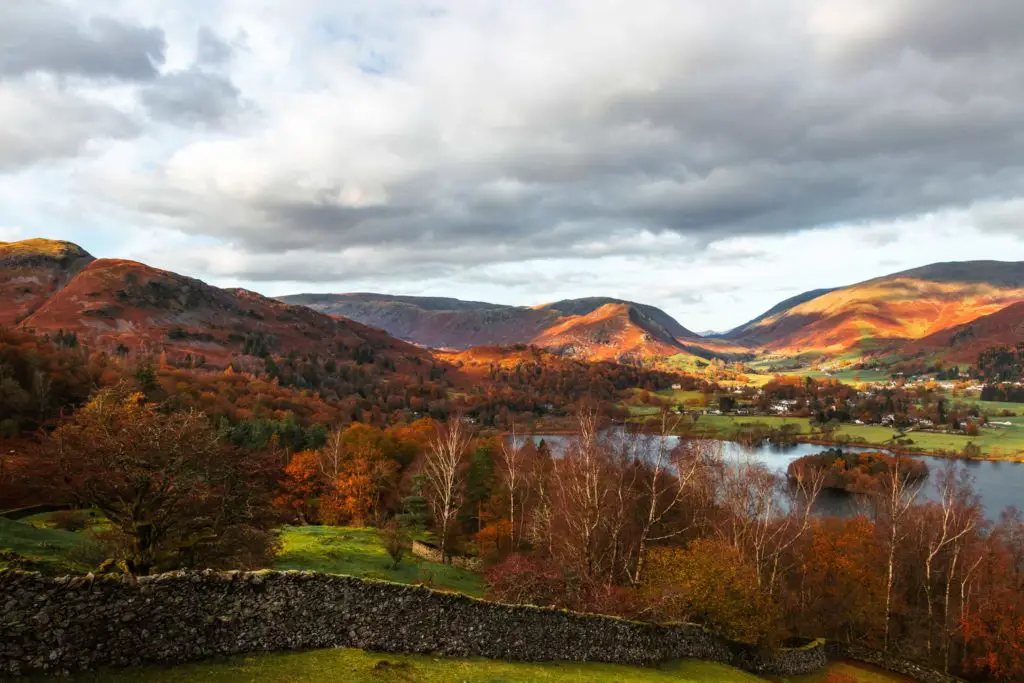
left=551, top=404, right=611, bottom=581
left=921, top=464, right=979, bottom=661
left=632, top=412, right=718, bottom=583
left=422, top=417, right=472, bottom=562
left=318, top=428, right=346, bottom=482
left=877, top=458, right=922, bottom=651
left=716, top=454, right=824, bottom=598
left=499, top=422, right=527, bottom=551
left=605, top=429, right=643, bottom=583
left=762, top=463, right=825, bottom=598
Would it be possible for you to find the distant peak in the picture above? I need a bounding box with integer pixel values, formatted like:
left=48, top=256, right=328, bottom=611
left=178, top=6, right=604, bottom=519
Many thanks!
left=0, top=237, right=93, bottom=262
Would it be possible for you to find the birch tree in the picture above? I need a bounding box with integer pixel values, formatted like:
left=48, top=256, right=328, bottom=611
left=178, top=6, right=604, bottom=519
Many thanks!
left=422, top=417, right=472, bottom=561
left=877, top=457, right=922, bottom=651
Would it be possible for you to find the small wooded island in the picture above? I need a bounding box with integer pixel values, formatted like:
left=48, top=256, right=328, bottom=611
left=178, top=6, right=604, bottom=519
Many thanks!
left=787, top=448, right=928, bottom=494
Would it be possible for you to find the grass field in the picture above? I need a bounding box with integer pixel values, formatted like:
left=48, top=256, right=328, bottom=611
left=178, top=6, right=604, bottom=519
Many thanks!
left=0, top=513, right=106, bottom=574
left=273, top=526, right=486, bottom=596
left=696, top=415, right=814, bottom=434
left=946, top=395, right=1021, bottom=416
left=27, top=647, right=907, bottom=683
left=678, top=414, right=1024, bottom=459
left=0, top=517, right=486, bottom=595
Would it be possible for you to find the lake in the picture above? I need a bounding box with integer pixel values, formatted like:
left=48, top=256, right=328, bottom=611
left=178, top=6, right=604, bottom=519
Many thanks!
left=525, top=435, right=1022, bottom=521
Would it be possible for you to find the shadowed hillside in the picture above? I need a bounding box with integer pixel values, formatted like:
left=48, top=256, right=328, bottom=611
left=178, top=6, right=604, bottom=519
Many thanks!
left=281, top=293, right=701, bottom=362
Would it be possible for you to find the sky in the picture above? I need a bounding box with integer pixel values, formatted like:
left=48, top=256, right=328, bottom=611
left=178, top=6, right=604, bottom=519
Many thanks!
left=2, top=0, right=1024, bottom=332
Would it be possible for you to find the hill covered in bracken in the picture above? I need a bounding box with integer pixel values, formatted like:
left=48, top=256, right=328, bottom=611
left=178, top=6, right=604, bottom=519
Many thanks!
left=0, top=239, right=690, bottom=436
left=19, top=256, right=424, bottom=369
left=723, top=261, right=1024, bottom=358
left=902, top=300, right=1024, bottom=363
left=0, top=239, right=95, bottom=326
left=280, top=293, right=708, bottom=363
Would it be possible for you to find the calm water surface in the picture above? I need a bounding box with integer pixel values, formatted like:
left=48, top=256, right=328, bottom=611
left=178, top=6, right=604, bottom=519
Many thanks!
left=525, top=435, right=1022, bottom=520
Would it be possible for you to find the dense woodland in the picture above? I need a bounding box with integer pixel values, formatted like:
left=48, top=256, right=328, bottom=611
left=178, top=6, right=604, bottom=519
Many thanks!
left=2, top=328, right=1024, bottom=681
left=978, top=344, right=1024, bottom=384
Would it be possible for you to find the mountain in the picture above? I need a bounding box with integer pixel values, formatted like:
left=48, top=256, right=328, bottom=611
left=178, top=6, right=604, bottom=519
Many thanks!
left=723, top=288, right=837, bottom=340
left=0, top=239, right=95, bottom=326
left=902, top=300, right=1024, bottom=363
left=3, top=239, right=425, bottom=368
left=726, top=261, right=1024, bottom=356
left=281, top=293, right=700, bottom=362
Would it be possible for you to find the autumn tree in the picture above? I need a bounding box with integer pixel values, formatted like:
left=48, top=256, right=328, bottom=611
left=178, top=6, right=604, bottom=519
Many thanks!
left=276, top=450, right=326, bottom=523
left=52, top=384, right=280, bottom=574
left=421, top=416, right=472, bottom=560
left=641, top=539, right=775, bottom=644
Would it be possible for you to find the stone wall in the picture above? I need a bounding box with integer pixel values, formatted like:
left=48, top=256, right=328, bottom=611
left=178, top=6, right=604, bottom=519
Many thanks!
left=0, top=569, right=826, bottom=678
left=826, top=642, right=967, bottom=683
left=410, top=540, right=483, bottom=571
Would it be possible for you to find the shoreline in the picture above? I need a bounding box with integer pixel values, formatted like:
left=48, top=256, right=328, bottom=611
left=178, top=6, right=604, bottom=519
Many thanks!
left=495, top=424, right=1024, bottom=464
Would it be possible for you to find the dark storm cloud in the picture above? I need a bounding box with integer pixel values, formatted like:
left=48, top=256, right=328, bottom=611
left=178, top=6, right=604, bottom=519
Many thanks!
left=0, top=0, right=165, bottom=81
left=141, top=68, right=242, bottom=126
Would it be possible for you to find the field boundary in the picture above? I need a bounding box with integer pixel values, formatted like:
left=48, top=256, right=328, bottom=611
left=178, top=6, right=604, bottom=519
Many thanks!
left=0, top=569, right=825, bottom=678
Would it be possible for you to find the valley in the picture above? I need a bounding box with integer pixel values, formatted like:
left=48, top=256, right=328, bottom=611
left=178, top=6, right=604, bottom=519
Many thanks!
left=2, top=237, right=1022, bottom=683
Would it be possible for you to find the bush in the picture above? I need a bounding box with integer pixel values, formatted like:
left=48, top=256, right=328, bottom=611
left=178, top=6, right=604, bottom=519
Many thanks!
left=381, top=520, right=410, bottom=569
left=486, top=554, right=568, bottom=607
left=48, top=510, right=91, bottom=532
left=640, top=539, right=776, bottom=645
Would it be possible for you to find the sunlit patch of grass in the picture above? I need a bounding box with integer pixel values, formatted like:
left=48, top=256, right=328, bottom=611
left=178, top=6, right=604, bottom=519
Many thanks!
left=274, top=526, right=486, bottom=596
left=32, top=649, right=769, bottom=683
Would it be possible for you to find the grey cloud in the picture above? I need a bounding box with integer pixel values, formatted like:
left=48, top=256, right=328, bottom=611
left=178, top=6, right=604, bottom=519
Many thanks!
left=830, top=0, right=1024, bottom=65
left=95, top=1, right=1024, bottom=281
left=196, top=27, right=233, bottom=66
left=0, top=83, right=138, bottom=170
left=141, top=69, right=242, bottom=126
left=0, top=1, right=165, bottom=81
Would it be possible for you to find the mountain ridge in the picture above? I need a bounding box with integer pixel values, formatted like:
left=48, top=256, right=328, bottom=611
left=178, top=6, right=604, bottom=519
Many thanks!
left=2, top=240, right=427, bottom=372
left=278, top=292, right=699, bottom=361
left=725, top=260, right=1024, bottom=355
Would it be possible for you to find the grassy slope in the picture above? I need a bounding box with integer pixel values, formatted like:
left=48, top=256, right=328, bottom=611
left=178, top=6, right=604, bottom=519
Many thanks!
left=273, top=526, right=486, bottom=596
left=0, top=519, right=486, bottom=595
left=0, top=514, right=103, bottom=575
left=28, top=647, right=905, bottom=683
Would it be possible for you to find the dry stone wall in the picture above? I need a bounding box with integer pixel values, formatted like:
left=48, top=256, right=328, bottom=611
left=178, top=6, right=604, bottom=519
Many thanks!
left=826, top=643, right=967, bottom=683
left=0, top=569, right=826, bottom=678
left=409, top=540, right=482, bottom=570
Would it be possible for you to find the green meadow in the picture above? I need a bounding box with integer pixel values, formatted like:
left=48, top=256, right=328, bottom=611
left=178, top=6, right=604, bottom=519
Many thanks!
left=26, top=648, right=908, bottom=683
left=273, top=525, right=485, bottom=596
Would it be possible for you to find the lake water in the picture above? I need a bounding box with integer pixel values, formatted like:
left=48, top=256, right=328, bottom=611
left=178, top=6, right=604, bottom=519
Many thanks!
left=525, top=435, right=1022, bottom=521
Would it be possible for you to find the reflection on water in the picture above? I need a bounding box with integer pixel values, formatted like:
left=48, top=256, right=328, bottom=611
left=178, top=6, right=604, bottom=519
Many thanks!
left=525, top=434, right=1021, bottom=520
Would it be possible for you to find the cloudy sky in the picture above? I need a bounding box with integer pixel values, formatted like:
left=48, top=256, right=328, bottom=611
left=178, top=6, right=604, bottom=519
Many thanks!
left=2, top=0, right=1024, bottom=331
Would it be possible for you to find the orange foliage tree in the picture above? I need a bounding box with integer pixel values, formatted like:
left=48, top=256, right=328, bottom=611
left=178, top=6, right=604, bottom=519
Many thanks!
left=640, top=538, right=775, bottom=645
left=275, top=450, right=325, bottom=523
